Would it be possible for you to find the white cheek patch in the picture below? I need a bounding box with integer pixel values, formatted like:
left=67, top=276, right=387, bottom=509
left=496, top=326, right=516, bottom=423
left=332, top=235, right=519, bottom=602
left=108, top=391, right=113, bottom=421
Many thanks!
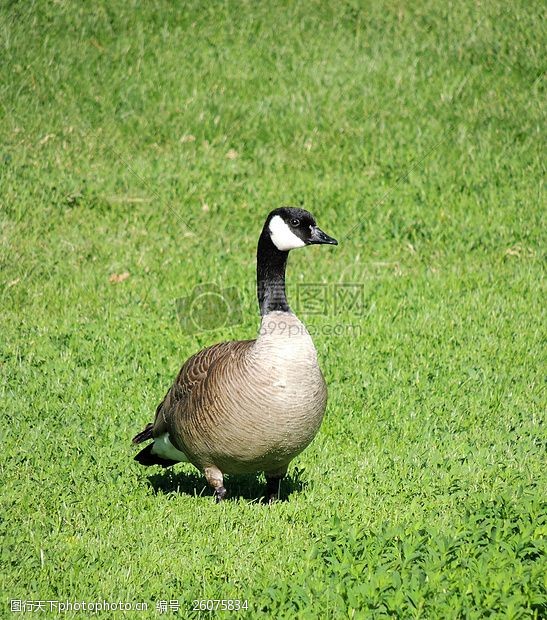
left=269, top=215, right=306, bottom=251
left=151, top=433, right=189, bottom=462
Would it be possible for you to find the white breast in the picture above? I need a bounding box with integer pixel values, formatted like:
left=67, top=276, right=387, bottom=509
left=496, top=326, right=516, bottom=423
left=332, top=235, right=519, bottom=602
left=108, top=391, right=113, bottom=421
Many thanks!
left=254, top=312, right=320, bottom=389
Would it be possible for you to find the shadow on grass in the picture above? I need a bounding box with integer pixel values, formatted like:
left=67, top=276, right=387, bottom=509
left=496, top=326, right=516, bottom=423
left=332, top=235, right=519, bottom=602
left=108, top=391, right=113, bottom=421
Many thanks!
left=146, top=466, right=308, bottom=503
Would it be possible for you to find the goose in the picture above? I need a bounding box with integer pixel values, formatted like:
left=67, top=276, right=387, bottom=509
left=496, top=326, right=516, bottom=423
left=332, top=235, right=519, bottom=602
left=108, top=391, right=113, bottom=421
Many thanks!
left=133, top=207, right=338, bottom=501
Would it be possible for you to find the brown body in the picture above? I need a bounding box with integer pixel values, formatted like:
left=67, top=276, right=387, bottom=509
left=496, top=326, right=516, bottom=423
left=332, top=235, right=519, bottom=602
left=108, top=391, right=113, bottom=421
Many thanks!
left=150, top=312, right=327, bottom=476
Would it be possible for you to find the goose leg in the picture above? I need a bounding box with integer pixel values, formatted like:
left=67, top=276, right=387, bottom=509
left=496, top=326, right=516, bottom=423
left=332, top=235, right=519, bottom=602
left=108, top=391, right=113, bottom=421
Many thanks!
left=205, top=466, right=227, bottom=502
left=264, top=467, right=287, bottom=504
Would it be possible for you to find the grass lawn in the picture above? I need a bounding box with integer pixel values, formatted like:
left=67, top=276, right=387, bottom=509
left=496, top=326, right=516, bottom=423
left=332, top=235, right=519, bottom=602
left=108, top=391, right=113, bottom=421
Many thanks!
left=1, top=1, right=545, bottom=617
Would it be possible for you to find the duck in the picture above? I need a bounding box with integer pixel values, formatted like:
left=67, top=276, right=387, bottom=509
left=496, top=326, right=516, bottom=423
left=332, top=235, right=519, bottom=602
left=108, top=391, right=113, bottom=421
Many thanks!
left=133, top=207, right=338, bottom=501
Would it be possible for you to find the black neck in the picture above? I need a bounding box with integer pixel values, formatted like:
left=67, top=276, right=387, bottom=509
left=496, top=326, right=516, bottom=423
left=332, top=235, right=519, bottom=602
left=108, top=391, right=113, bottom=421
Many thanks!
left=257, top=229, right=290, bottom=315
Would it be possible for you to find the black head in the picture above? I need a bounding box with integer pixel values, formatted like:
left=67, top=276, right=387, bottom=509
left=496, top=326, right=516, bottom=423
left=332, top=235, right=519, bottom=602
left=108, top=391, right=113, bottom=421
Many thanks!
left=263, top=207, right=338, bottom=251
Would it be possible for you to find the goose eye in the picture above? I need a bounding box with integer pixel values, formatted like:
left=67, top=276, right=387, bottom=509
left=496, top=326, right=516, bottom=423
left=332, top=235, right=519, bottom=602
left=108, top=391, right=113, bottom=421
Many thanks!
left=290, top=218, right=300, bottom=227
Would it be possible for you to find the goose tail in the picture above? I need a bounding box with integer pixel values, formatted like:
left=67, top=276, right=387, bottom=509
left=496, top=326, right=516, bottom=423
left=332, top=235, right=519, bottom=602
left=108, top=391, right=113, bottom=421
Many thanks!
left=134, top=443, right=178, bottom=468
left=132, top=422, right=154, bottom=444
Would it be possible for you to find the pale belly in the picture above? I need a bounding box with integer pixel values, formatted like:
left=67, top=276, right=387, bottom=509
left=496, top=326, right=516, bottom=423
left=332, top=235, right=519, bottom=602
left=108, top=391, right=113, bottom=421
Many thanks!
left=172, top=320, right=328, bottom=474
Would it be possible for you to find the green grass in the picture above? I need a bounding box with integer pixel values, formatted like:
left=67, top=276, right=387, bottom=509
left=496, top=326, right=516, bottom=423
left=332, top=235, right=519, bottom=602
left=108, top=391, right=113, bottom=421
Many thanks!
left=1, top=0, right=545, bottom=617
